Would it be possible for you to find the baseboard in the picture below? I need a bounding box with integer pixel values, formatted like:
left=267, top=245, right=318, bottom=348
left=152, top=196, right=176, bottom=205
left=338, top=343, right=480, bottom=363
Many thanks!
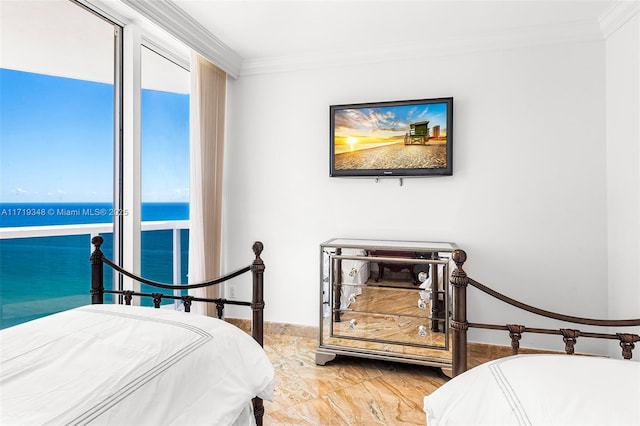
left=225, top=318, right=318, bottom=339
left=468, top=342, right=563, bottom=361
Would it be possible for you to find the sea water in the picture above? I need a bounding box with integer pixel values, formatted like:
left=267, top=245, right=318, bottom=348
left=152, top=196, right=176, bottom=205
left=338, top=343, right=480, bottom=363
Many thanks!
left=0, top=202, right=189, bottom=329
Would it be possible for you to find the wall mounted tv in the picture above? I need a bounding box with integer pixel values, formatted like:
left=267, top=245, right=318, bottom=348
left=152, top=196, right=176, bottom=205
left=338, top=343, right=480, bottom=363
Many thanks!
left=330, top=97, right=453, bottom=178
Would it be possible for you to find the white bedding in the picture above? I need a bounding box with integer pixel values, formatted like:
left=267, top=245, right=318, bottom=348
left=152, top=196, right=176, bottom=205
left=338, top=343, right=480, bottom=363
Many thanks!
left=424, top=354, right=640, bottom=426
left=0, top=304, right=275, bottom=425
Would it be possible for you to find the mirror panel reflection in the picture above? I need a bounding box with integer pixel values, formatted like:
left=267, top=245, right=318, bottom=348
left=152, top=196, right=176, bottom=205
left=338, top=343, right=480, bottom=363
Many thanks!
left=321, top=245, right=451, bottom=352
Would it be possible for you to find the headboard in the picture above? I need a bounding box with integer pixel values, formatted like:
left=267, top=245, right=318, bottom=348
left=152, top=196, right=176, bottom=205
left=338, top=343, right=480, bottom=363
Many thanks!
left=89, top=236, right=267, bottom=423
left=450, top=249, right=640, bottom=376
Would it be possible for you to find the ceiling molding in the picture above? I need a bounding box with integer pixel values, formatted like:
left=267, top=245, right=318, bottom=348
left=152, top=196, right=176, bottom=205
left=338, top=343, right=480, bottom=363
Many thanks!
left=103, top=0, right=629, bottom=79
left=240, top=20, right=604, bottom=77
left=599, top=0, right=640, bottom=39
left=120, top=0, right=242, bottom=78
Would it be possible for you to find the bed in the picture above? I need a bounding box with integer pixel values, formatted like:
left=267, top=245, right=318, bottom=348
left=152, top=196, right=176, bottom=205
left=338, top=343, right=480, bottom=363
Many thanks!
left=0, top=238, right=273, bottom=426
left=424, top=249, right=640, bottom=426
left=424, top=354, right=640, bottom=425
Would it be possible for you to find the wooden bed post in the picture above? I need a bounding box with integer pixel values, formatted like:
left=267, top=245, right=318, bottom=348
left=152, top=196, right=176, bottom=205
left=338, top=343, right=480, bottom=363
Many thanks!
left=90, top=236, right=105, bottom=305
left=250, top=241, right=265, bottom=425
left=251, top=241, right=265, bottom=347
left=450, top=249, right=468, bottom=377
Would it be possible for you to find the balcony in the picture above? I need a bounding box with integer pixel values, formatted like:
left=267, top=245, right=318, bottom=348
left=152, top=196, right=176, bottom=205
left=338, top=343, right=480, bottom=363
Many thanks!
left=0, top=220, right=189, bottom=329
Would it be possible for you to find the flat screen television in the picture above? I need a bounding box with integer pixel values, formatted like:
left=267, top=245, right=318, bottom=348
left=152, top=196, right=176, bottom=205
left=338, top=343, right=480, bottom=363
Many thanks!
left=330, top=97, right=453, bottom=177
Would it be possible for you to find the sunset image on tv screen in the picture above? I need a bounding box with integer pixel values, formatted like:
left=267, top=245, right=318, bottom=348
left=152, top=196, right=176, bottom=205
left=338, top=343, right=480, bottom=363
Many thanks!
left=333, top=101, right=449, bottom=172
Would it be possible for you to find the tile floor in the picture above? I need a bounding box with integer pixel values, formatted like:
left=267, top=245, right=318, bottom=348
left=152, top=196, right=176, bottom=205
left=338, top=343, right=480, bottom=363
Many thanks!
left=261, top=333, right=453, bottom=425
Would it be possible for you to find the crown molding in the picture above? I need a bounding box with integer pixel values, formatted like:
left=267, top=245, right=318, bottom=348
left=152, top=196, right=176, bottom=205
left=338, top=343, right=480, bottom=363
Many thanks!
left=93, top=0, right=631, bottom=79
left=240, top=19, right=604, bottom=77
left=599, top=0, right=640, bottom=39
left=120, top=0, right=242, bottom=78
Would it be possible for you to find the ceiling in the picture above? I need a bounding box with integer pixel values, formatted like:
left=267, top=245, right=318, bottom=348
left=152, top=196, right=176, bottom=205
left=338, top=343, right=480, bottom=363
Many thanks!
left=1, top=0, right=635, bottom=81
left=171, top=0, right=617, bottom=60
left=120, top=0, right=635, bottom=76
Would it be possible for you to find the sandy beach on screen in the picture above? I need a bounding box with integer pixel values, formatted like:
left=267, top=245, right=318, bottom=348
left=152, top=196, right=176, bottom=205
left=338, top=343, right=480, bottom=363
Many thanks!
left=335, top=142, right=447, bottom=170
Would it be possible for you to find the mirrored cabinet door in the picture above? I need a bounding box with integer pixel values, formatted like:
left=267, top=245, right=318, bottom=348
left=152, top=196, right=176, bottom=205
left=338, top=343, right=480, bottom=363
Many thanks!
left=317, top=238, right=457, bottom=369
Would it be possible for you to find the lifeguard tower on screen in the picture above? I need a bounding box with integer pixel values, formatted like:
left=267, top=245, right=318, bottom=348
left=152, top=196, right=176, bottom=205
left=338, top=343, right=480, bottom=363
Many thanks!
left=404, top=120, right=437, bottom=145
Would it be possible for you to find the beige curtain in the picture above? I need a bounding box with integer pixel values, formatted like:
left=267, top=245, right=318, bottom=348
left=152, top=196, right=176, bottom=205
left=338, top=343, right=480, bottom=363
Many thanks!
left=188, top=52, right=226, bottom=316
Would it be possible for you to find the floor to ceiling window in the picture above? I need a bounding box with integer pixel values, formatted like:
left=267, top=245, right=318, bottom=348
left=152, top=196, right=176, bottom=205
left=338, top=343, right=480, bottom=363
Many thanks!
left=0, top=1, right=191, bottom=326
left=140, top=46, right=190, bottom=304
left=0, top=0, right=117, bottom=328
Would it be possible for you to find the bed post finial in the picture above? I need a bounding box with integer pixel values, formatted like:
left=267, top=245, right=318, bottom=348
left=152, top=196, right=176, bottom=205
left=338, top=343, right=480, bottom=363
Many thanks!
left=452, top=248, right=467, bottom=267
left=90, top=236, right=105, bottom=305
left=253, top=241, right=264, bottom=261
left=451, top=249, right=469, bottom=377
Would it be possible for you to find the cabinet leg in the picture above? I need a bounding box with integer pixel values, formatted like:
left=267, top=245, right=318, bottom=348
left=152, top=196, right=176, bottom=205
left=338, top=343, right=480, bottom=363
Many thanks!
left=440, top=367, right=453, bottom=379
left=315, top=351, right=337, bottom=366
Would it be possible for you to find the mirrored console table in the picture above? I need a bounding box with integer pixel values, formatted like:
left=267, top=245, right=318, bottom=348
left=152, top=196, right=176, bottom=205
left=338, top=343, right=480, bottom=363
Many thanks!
left=316, top=238, right=457, bottom=370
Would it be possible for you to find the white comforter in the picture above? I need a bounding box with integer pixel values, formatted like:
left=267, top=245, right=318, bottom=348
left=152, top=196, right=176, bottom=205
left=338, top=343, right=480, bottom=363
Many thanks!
left=424, top=354, right=640, bottom=426
left=0, top=304, right=274, bottom=425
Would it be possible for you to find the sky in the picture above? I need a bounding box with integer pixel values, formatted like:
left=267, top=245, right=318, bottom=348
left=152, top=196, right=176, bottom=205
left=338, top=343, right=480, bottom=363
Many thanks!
left=333, top=102, right=449, bottom=145
left=0, top=69, right=189, bottom=203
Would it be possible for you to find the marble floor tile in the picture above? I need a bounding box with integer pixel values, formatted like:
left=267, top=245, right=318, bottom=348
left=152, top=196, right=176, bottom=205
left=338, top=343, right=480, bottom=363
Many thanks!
left=262, top=334, right=453, bottom=425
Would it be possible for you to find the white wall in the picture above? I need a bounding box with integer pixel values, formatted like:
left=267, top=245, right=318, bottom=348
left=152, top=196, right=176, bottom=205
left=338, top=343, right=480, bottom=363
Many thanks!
left=606, top=13, right=640, bottom=354
left=223, top=40, right=610, bottom=351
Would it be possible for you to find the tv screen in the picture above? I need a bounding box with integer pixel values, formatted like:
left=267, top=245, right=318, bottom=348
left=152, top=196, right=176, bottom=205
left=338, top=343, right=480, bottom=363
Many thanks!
left=330, top=97, right=453, bottom=177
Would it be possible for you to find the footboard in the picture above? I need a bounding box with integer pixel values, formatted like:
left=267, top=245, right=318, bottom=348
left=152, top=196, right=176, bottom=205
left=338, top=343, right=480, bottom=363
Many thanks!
left=450, top=249, right=640, bottom=377
left=89, top=237, right=266, bottom=424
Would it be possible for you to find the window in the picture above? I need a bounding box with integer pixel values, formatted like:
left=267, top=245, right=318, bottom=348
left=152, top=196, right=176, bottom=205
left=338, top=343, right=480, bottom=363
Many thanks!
left=0, top=0, right=117, bottom=327
left=140, top=46, right=190, bottom=303
left=0, top=1, right=191, bottom=326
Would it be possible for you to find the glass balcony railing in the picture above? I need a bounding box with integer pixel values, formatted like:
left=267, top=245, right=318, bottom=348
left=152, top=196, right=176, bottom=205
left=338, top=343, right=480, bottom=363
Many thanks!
left=0, top=220, right=189, bottom=329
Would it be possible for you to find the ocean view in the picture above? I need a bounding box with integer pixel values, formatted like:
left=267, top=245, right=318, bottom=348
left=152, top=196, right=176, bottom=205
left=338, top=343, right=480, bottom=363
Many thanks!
left=0, top=202, right=189, bottom=329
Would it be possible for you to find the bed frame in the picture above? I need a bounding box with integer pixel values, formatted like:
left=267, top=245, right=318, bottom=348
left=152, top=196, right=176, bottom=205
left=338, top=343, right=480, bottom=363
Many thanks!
left=89, top=236, right=267, bottom=425
left=450, top=249, right=640, bottom=377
